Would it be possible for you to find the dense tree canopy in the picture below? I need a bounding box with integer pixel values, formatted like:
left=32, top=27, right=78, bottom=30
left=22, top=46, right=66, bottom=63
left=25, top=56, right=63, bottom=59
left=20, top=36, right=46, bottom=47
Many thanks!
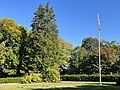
left=69, top=46, right=88, bottom=74
left=24, top=3, right=60, bottom=75
left=0, top=3, right=120, bottom=83
left=69, top=37, right=120, bottom=75
left=0, top=18, right=26, bottom=75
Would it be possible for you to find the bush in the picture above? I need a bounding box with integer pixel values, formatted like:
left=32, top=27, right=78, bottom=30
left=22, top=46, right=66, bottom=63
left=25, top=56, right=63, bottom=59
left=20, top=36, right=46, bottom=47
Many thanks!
left=61, top=74, right=120, bottom=82
left=0, top=77, right=22, bottom=83
left=43, top=67, right=60, bottom=83
left=22, top=73, right=42, bottom=83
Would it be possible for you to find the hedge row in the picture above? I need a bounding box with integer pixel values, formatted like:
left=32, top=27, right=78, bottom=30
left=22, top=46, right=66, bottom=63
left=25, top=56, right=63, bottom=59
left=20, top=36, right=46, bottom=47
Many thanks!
left=61, top=74, right=120, bottom=82
left=0, top=77, right=22, bottom=83
left=0, top=74, right=120, bottom=84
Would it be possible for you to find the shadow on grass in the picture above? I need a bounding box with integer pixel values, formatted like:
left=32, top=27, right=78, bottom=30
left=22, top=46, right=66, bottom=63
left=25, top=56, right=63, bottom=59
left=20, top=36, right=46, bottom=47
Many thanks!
left=33, top=84, right=120, bottom=90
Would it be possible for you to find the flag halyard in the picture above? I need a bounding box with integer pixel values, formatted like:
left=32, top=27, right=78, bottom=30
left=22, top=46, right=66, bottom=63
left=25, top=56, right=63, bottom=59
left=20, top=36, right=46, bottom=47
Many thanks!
left=98, top=14, right=100, bottom=30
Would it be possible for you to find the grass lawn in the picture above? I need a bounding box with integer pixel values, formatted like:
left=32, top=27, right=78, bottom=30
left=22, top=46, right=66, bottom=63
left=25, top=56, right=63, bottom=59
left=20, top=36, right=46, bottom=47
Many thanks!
left=0, top=81, right=120, bottom=90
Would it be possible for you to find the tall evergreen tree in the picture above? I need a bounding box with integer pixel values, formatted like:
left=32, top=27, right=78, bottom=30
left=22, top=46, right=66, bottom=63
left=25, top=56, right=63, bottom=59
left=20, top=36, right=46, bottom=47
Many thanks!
left=24, top=3, right=60, bottom=75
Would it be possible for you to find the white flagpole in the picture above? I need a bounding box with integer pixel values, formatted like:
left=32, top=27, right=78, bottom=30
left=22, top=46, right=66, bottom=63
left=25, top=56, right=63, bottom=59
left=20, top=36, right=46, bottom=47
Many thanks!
left=98, top=14, right=102, bottom=85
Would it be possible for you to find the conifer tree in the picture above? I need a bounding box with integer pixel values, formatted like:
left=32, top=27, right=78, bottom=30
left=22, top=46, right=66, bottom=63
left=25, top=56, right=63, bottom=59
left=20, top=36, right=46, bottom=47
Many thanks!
left=25, top=3, right=60, bottom=76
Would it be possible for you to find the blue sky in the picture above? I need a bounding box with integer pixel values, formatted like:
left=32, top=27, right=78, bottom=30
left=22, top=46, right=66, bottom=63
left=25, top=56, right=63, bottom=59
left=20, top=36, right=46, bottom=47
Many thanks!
left=0, top=0, right=120, bottom=46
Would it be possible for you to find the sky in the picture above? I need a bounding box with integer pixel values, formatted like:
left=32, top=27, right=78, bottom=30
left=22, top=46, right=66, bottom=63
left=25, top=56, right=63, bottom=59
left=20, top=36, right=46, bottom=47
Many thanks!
left=0, top=0, right=120, bottom=47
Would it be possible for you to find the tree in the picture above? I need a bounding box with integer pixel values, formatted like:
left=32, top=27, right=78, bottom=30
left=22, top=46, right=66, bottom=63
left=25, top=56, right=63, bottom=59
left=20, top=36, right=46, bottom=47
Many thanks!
left=57, top=37, right=73, bottom=74
left=0, top=18, right=25, bottom=76
left=17, top=26, right=27, bottom=76
left=81, top=37, right=99, bottom=74
left=70, top=37, right=119, bottom=74
left=24, top=3, right=60, bottom=80
left=86, top=39, right=119, bottom=74
left=81, top=37, right=99, bottom=51
left=69, top=46, right=88, bottom=74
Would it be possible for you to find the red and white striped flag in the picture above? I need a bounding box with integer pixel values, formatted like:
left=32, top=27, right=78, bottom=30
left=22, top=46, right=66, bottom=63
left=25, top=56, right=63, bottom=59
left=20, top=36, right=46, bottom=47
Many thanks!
left=98, top=14, right=100, bottom=30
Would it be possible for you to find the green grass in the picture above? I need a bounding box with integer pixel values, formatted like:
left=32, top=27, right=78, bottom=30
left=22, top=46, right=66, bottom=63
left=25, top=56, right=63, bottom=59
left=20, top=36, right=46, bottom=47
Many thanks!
left=0, top=81, right=120, bottom=90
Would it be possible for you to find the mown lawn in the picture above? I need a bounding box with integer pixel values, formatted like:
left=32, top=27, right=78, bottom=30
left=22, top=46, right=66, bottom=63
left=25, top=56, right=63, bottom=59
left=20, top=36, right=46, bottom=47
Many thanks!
left=0, top=81, right=120, bottom=90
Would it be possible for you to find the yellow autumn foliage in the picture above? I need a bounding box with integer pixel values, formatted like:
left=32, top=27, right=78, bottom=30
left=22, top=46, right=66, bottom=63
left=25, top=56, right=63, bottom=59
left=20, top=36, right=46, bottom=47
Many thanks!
left=0, top=18, right=21, bottom=38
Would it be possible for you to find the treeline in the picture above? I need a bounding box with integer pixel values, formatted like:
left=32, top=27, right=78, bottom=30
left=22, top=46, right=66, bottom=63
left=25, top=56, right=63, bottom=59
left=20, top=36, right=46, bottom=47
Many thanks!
left=0, top=3, right=73, bottom=82
left=0, top=2, right=120, bottom=83
left=68, top=37, right=120, bottom=75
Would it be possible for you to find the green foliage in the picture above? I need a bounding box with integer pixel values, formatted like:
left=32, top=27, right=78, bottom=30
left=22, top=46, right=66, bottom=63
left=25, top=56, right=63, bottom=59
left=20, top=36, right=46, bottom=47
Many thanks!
left=22, top=73, right=42, bottom=83
left=61, top=74, right=120, bottom=82
left=0, top=2, right=120, bottom=84
left=0, top=77, right=22, bottom=83
left=68, top=37, right=120, bottom=75
left=69, top=46, right=89, bottom=74
left=43, top=67, right=60, bottom=83
left=17, top=26, right=27, bottom=76
left=24, top=3, right=61, bottom=82
left=81, top=37, right=98, bottom=51
left=0, top=3, right=67, bottom=83
left=0, top=18, right=26, bottom=76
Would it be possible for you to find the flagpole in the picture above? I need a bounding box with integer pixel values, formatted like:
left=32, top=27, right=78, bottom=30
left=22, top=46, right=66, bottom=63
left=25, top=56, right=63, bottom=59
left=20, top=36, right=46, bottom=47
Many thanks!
left=98, top=14, right=102, bottom=85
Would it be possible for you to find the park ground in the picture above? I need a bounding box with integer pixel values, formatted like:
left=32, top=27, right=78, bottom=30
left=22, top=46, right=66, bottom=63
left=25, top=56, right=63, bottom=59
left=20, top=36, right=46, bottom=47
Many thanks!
left=0, top=81, right=120, bottom=90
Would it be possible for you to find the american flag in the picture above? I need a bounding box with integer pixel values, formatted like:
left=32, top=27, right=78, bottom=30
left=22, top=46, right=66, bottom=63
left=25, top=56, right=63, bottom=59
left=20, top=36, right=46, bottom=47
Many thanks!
left=98, top=14, right=100, bottom=30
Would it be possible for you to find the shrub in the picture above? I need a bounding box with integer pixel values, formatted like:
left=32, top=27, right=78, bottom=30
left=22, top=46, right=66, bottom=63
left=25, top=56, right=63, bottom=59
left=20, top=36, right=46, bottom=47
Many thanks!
left=22, top=73, right=42, bottom=83
left=43, top=67, right=60, bottom=83
left=0, top=77, right=22, bottom=83
left=61, top=74, right=120, bottom=82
